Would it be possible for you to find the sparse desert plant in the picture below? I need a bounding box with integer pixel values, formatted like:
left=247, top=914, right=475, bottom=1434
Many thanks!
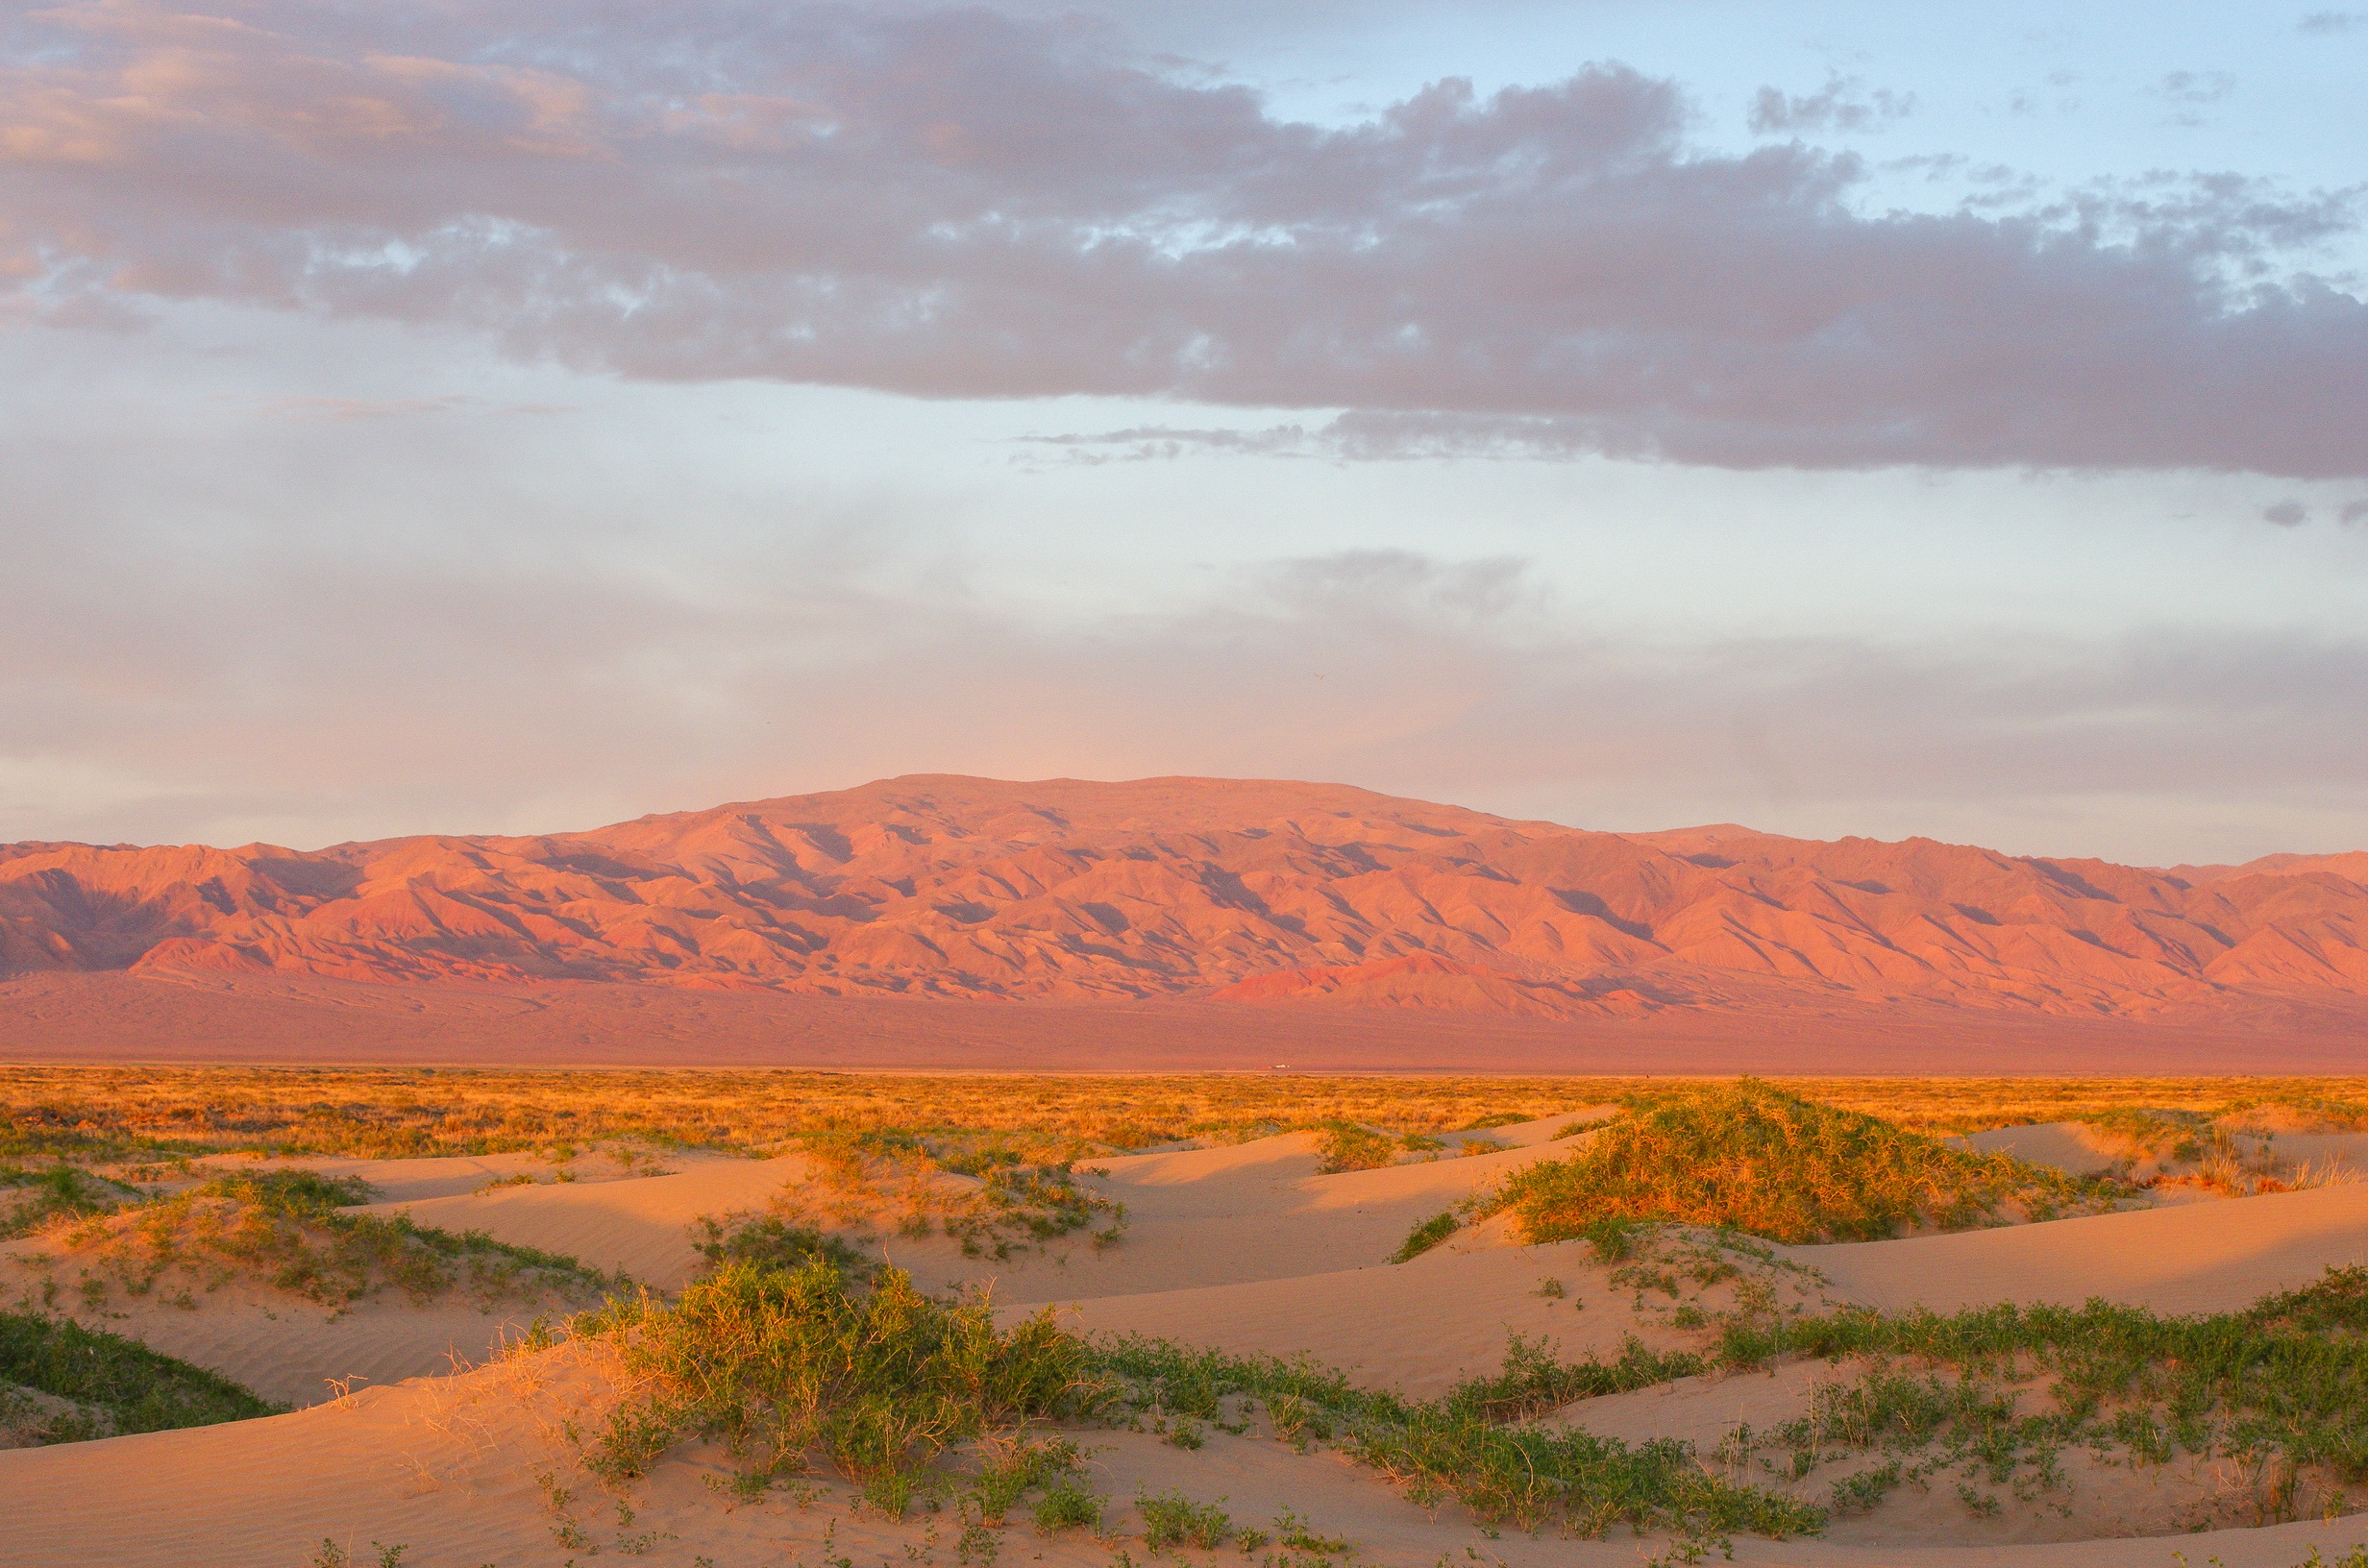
left=691, top=1213, right=876, bottom=1279
left=1390, top=1211, right=1457, bottom=1262
left=1314, top=1122, right=1397, bottom=1174
left=1443, top=1333, right=1703, bottom=1421
left=0, top=1309, right=279, bottom=1440
left=1031, top=1478, right=1104, bottom=1534
left=13, top=1064, right=2368, bottom=1178
left=1270, top=1508, right=1349, bottom=1555
left=63, top=1168, right=613, bottom=1308
left=0, top=1164, right=141, bottom=1239
left=1134, top=1486, right=1234, bottom=1550
left=787, top=1132, right=1126, bottom=1260
left=574, top=1257, right=1097, bottom=1489
left=971, top=1433, right=1086, bottom=1523
left=1714, top=1263, right=2368, bottom=1506
left=1486, top=1081, right=2117, bottom=1246
left=1089, top=1334, right=1815, bottom=1542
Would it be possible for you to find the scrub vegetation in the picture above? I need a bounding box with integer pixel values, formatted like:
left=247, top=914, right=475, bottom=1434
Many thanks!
left=13, top=1167, right=614, bottom=1311
left=568, top=1256, right=1096, bottom=1517
left=13, top=1066, right=2368, bottom=1169
left=1, top=1310, right=278, bottom=1445
left=1482, top=1081, right=2121, bottom=1246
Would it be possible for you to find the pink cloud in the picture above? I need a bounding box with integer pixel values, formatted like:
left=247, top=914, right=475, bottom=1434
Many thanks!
left=1, top=1, right=2362, bottom=474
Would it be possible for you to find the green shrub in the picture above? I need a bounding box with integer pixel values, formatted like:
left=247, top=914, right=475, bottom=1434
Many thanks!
left=1390, top=1211, right=1457, bottom=1263
left=1031, top=1479, right=1103, bottom=1534
left=1314, top=1124, right=1397, bottom=1174
left=974, top=1435, right=1084, bottom=1523
left=1443, top=1334, right=1703, bottom=1422
left=1135, top=1487, right=1233, bottom=1550
left=693, top=1214, right=874, bottom=1279
left=1488, top=1081, right=2111, bottom=1246
left=0, top=1311, right=280, bottom=1439
left=1718, top=1264, right=2368, bottom=1482
left=578, top=1258, right=1096, bottom=1488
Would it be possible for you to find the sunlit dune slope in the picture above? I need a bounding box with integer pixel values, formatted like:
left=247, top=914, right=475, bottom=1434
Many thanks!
left=4, top=774, right=2366, bottom=1024
left=1790, top=1183, right=2368, bottom=1315
left=12, top=1303, right=2368, bottom=1568
left=362, top=1154, right=806, bottom=1289
left=897, top=1112, right=1613, bottom=1302
left=1027, top=1184, right=2368, bottom=1396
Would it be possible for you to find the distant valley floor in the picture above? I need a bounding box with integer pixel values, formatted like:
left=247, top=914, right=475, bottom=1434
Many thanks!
left=2, top=970, right=2362, bottom=1072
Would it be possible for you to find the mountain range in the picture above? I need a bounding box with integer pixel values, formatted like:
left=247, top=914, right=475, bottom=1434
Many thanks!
left=5, top=775, right=2366, bottom=1030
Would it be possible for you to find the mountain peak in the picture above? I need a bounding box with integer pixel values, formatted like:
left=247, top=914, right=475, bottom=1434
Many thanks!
left=3, top=775, right=2363, bottom=1025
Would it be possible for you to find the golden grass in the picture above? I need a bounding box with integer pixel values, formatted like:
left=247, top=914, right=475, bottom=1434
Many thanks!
left=6, top=1066, right=2368, bottom=1166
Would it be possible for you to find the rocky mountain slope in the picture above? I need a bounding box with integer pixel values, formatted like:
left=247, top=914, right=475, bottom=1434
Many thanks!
left=4, top=775, right=2365, bottom=1022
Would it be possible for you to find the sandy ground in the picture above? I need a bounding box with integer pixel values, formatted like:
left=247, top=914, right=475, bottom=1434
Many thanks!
left=9, top=1338, right=2368, bottom=1568
left=12, top=1111, right=2368, bottom=1566
left=1790, top=1182, right=2368, bottom=1314
left=1961, top=1120, right=2368, bottom=1185
left=354, top=1150, right=802, bottom=1288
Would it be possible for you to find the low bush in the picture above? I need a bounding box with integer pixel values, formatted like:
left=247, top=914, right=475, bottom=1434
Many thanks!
left=692, top=1214, right=874, bottom=1279
left=0, top=1310, right=280, bottom=1441
left=1031, top=1478, right=1103, bottom=1534
left=1314, top=1123, right=1397, bottom=1174
left=1136, top=1487, right=1235, bottom=1551
left=1486, top=1082, right=2113, bottom=1246
left=1390, top=1211, right=1457, bottom=1262
left=575, top=1257, right=1098, bottom=1491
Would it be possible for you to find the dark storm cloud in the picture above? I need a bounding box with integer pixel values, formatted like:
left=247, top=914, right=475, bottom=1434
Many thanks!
left=2, top=0, right=2365, bottom=477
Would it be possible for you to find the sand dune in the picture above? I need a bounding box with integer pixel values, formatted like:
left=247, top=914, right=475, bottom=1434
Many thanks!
left=1959, top=1121, right=2135, bottom=1175
left=899, top=1114, right=1612, bottom=1303
left=1795, top=1182, right=2368, bottom=1314
left=363, top=1153, right=806, bottom=1288
left=10, top=1338, right=2367, bottom=1568
left=16, top=1106, right=2368, bottom=1564
left=1038, top=1237, right=1695, bottom=1396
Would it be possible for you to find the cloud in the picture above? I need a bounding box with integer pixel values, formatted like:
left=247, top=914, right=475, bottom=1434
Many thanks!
left=2300, top=12, right=2366, bottom=34
left=2262, top=499, right=2310, bottom=526
left=2154, top=69, right=2237, bottom=128
left=0, top=2, right=2362, bottom=478
left=1746, top=76, right=1915, bottom=135
left=2342, top=500, right=2368, bottom=524
left=2157, top=70, right=2237, bottom=105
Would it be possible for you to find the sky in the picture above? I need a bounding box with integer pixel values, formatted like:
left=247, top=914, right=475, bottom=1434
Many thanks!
left=3, top=0, right=2365, bottom=867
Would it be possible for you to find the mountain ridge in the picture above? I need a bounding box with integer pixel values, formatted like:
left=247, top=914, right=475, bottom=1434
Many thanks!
left=4, top=773, right=2365, bottom=1026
